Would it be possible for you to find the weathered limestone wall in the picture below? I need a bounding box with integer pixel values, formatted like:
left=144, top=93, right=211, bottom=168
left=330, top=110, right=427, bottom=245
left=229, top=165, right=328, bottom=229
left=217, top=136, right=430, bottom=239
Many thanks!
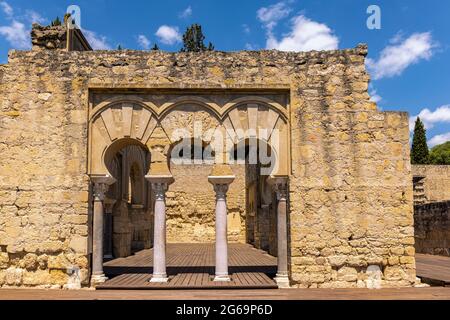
left=167, top=164, right=246, bottom=243
left=414, top=201, right=450, bottom=256
left=412, top=165, right=450, bottom=203
left=0, top=53, right=91, bottom=288
left=0, top=38, right=414, bottom=288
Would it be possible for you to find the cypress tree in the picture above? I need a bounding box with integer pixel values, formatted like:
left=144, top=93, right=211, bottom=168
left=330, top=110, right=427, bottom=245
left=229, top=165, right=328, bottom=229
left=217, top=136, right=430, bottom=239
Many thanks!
left=180, top=24, right=214, bottom=52
left=51, top=17, right=62, bottom=26
left=411, top=117, right=430, bottom=164
left=151, top=43, right=159, bottom=51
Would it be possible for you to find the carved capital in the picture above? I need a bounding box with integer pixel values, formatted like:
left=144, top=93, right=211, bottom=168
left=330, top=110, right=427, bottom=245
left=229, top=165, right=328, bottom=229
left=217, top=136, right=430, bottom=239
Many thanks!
left=90, top=175, right=116, bottom=202
left=269, top=177, right=288, bottom=201
left=213, top=184, right=229, bottom=201
left=93, top=182, right=109, bottom=201
left=151, top=182, right=169, bottom=201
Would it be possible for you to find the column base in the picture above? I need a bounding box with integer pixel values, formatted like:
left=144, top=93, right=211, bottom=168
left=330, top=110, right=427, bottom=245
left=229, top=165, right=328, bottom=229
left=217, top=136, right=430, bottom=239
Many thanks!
left=150, top=274, right=169, bottom=283
left=214, top=275, right=231, bottom=282
left=274, top=274, right=290, bottom=288
left=90, top=274, right=108, bottom=287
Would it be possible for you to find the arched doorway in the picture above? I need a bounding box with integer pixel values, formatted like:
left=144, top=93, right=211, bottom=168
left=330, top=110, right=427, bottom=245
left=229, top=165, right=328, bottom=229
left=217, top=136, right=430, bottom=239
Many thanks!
left=103, top=143, right=152, bottom=260
left=88, top=93, right=290, bottom=288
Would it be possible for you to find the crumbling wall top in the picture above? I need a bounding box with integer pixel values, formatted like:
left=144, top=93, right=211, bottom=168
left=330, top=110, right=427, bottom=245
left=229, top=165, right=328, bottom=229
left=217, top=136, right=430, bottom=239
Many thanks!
left=30, top=23, right=92, bottom=52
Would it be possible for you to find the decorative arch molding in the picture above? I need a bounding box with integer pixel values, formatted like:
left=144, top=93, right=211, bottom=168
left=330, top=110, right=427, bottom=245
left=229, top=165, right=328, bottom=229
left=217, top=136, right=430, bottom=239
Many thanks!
left=159, top=96, right=222, bottom=120
left=90, top=95, right=288, bottom=122
left=88, top=94, right=290, bottom=177
left=91, top=95, right=158, bottom=121
left=222, top=96, right=288, bottom=121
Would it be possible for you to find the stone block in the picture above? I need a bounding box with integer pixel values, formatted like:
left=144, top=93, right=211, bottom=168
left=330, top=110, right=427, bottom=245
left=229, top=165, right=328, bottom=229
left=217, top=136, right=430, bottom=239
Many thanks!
left=69, top=236, right=88, bottom=255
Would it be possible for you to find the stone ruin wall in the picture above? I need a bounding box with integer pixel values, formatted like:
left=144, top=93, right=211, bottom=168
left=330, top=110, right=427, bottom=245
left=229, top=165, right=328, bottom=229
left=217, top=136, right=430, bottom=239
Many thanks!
left=412, top=165, right=450, bottom=204
left=0, top=34, right=415, bottom=288
left=414, top=201, right=450, bottom=257
left=412, top=165, right=450, bottom=257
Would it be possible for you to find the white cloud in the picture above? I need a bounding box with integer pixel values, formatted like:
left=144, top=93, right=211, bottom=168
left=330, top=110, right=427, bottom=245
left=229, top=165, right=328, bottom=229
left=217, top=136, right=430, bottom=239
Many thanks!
left=137, top=34, right=151, bottom=49
left=369, top=84, right=382, bottom=103
left=245, top=43, right=258, bottom=50
left=155, top=25, right=181, bottom=45
left=242, top=24, right=250, bottom=35
left=25, top=10, right=46, bottom=24
left=409, top=105, right=450, bottom=132
left=370, top=91, right=382, bottom=104
left=0, top=20, right=29, bottom=49
left=0, top=3, right=48, bottom=49
left=429, top=132, right=450, bottom=147
left=0, top=1, right=13, bottom=17
left=257, top=1, right=291, bottom=31
left=179, top=6, right=192, bottom=19
left=82, top=29, right=111, bottom=50
left=266, top=15, right=339, bottom=52
left=366, top=32, right=436, bottom=80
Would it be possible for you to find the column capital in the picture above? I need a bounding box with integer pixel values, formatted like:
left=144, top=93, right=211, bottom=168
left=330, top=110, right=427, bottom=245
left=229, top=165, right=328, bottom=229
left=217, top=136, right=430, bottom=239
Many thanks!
left=146, top=175, right=174, bottom=201
left=152, top=182, right=169, bottom=200
left=268, top=176, right=288, bottom=200
left=90, top=175, right=116, bottom=201
left=213, top=184, right=229, bottom=200
left=93, top=182, right=109, bottom=201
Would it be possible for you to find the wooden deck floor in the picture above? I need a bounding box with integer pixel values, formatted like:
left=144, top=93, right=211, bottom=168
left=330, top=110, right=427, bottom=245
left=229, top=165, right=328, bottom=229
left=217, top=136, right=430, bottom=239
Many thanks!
left=2, top=288, right=450, bottom=300
left=99, top=243, right=278, bottom=290
left=416, top=254, right=450, bottom=286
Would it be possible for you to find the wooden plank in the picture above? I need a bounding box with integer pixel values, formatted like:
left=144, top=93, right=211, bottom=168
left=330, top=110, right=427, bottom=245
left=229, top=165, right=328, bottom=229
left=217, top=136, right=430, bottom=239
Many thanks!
left=416, top=254, right=450, bottom=286
left=4, top=287, right=450, bottom=300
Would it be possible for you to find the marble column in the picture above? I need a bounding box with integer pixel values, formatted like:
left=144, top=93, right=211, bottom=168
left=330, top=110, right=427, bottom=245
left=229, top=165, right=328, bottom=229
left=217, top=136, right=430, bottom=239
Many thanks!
left=91, top=181, right=110, bottom=285
left=149, top=181, right=170, bottom=282
left=209, top=173, right=235, bottom=282
left=214, top=184, right=230, bottom=281
left=272, top=178, right=290, bottom=288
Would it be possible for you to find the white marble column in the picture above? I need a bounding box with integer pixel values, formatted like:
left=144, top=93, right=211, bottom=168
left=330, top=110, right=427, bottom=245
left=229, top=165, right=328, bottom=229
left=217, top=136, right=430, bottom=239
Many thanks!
left=214, top=184, right=230, bottom=281
left=272, top=178, right=290, bottom=288
left=149, top=181, right=169, bottom=282
left=91, top=181, right=109, bottom=285
left=209, top=174, right=235, bottom=282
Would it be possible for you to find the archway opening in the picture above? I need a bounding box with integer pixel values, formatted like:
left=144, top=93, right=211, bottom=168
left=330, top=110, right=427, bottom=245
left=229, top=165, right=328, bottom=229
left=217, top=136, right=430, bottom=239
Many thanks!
left=229, top=138, right=279, bottom=257
left=103, top=140, right=153, bottom=260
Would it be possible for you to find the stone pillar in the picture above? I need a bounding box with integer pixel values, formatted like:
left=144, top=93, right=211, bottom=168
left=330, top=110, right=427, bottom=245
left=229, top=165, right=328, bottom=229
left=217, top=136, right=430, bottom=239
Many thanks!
left=271, top=177, right=290, bottom=288
left=91, top=181, right=110, bottom=286
left=209, top=170, right=235, bottom=282
left=146, top=176, right=173, bottom=283
left=103, top=198, right=116, bottom=259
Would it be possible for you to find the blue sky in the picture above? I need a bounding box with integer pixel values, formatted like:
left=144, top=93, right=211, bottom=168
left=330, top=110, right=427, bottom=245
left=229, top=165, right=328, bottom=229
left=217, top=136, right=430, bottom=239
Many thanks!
left=0, top=0, right=449, bottom=147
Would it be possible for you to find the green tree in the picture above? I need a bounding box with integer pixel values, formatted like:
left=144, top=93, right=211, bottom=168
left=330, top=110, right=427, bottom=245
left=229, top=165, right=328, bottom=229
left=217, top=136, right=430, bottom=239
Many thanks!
left=180, top=24, right=214, bottom=52
left=51, top=17, right=62, bottom=26
left=151, top=43, right=160, bottom=51
left=117, top=44, right=123, bottom=50
left=429, top=141, right=450, bottom=165
left=411, top=117, right=430, bottom=164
